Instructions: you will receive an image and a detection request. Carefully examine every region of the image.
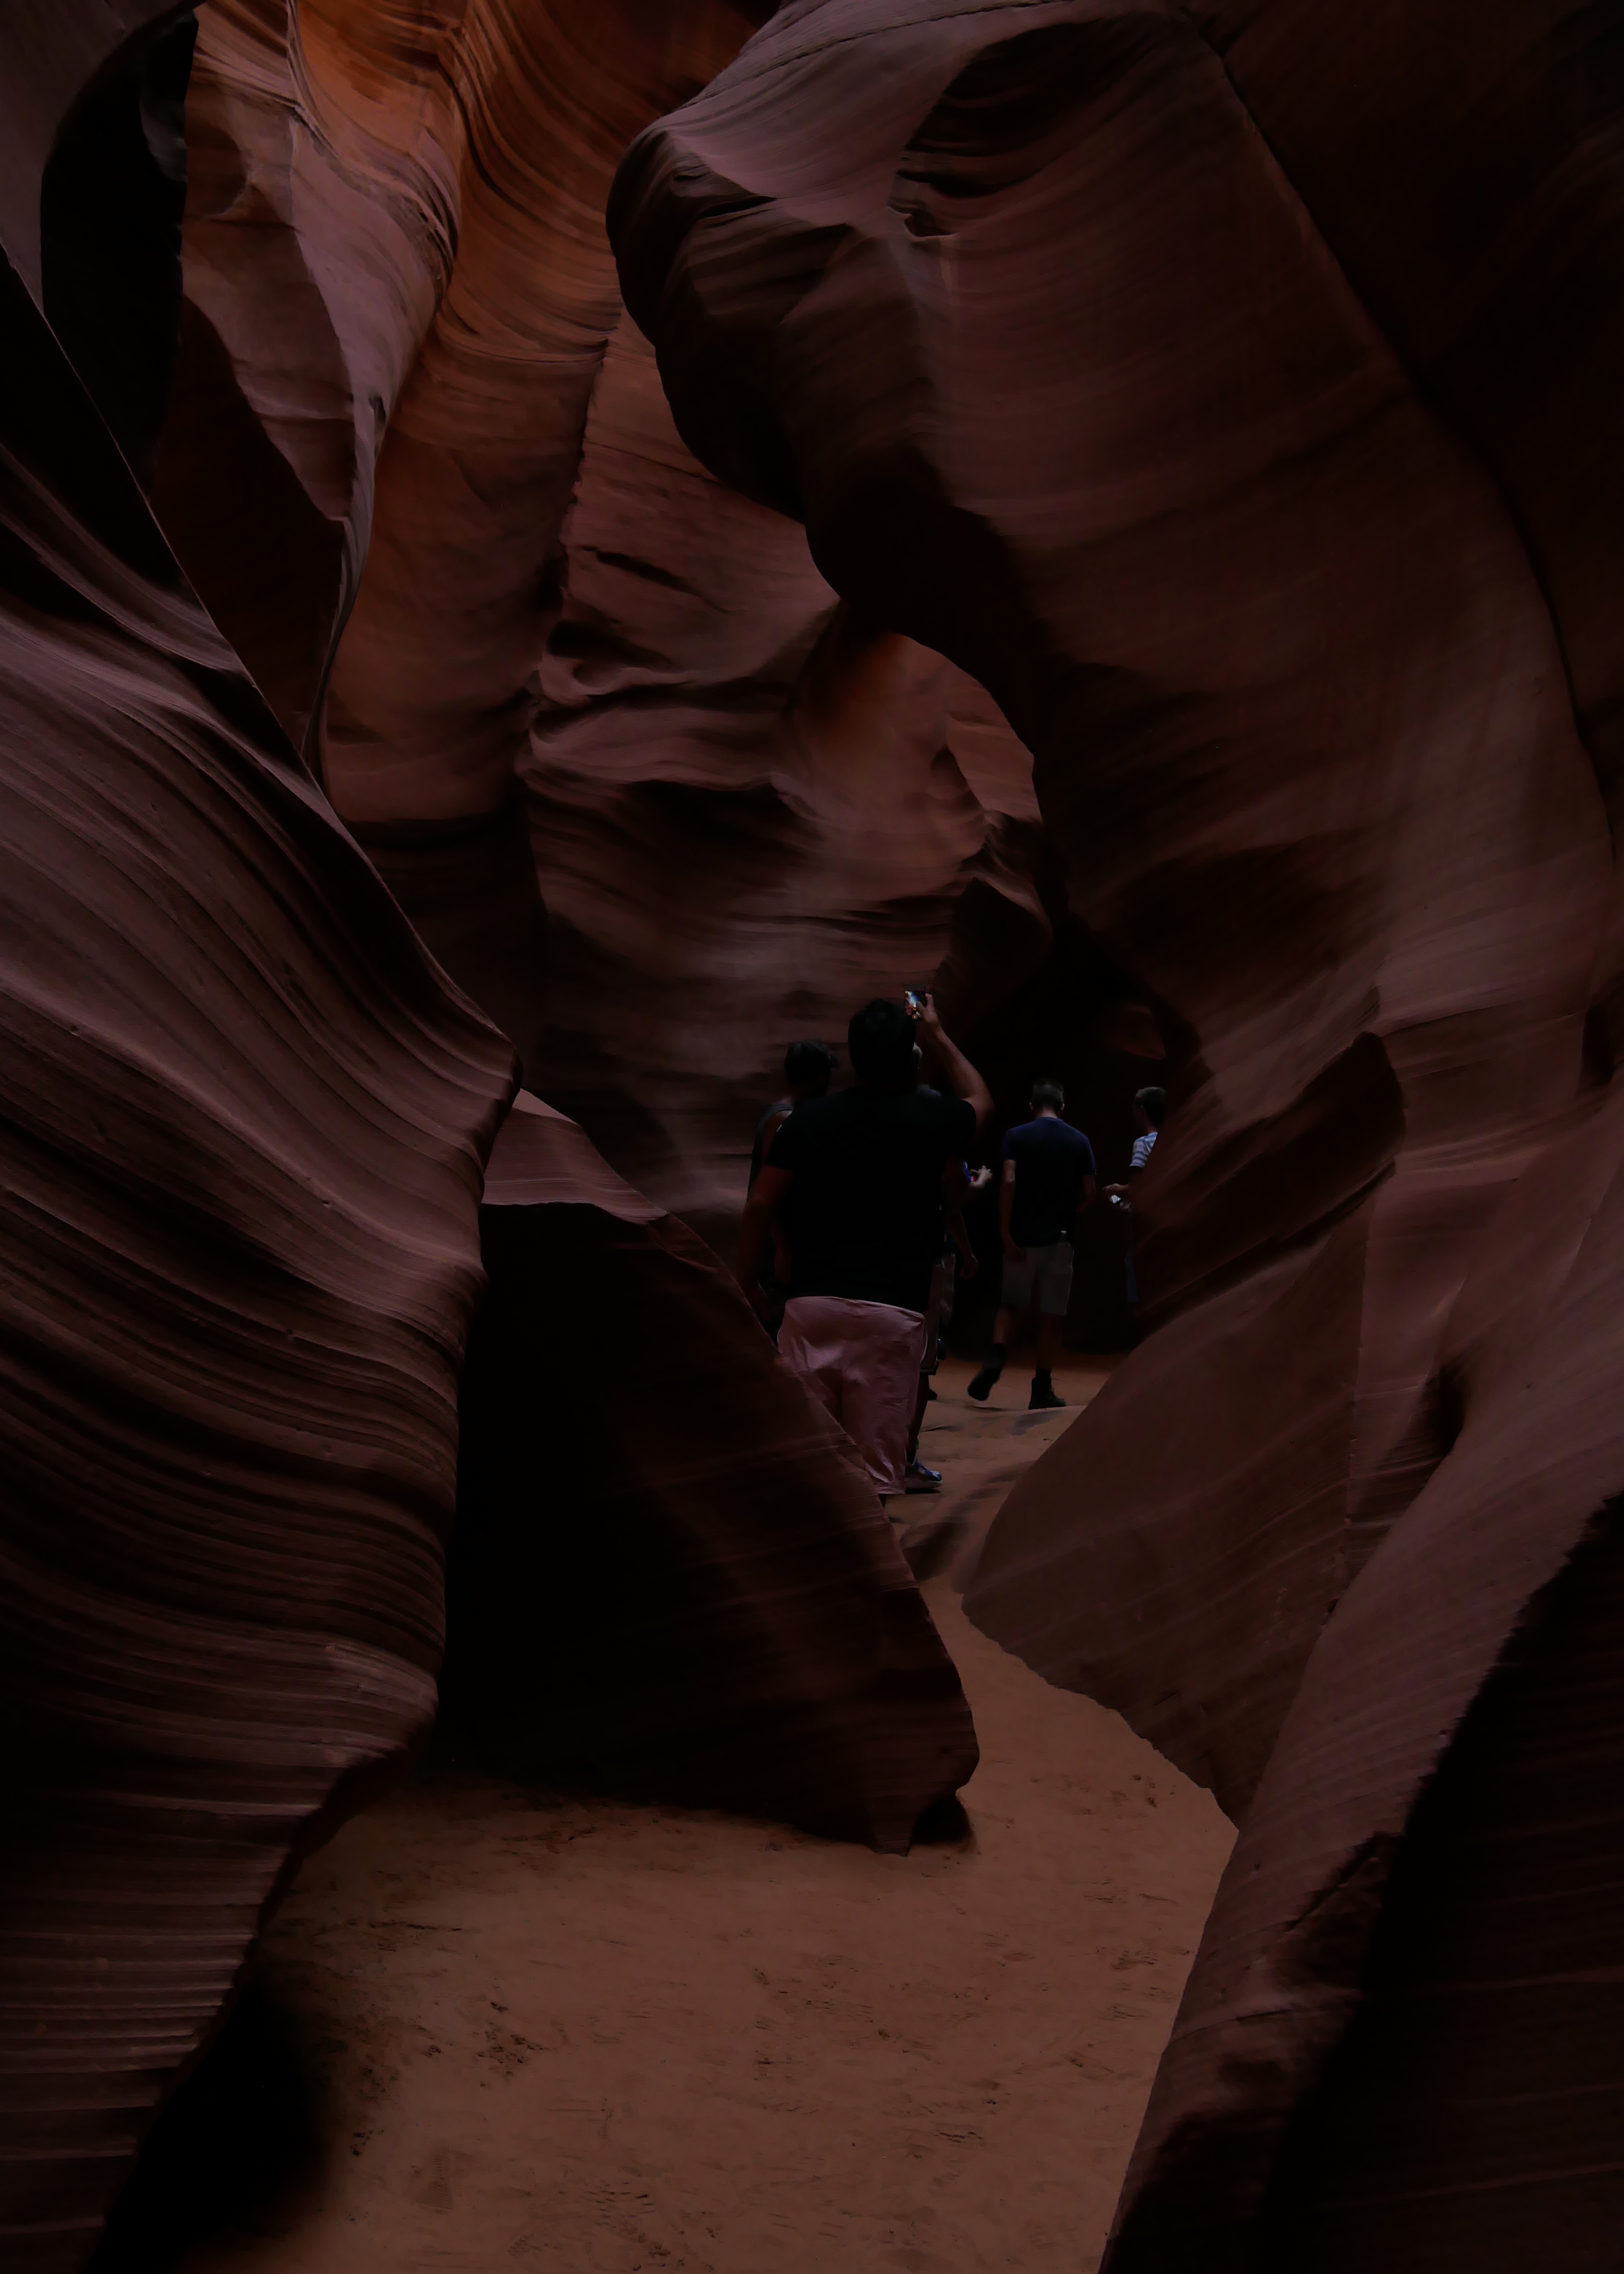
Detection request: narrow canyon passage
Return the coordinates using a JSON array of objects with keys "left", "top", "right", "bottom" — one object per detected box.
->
[
  {"left": 142, "top": 1365, "right": 1231, "bottom": 2274},
  {"left": 8, "top": 9, "right": 1624, "bottom": 2269}
]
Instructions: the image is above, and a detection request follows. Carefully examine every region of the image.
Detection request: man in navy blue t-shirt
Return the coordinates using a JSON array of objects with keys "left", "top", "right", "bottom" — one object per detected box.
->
[{"left": 968, "top": 1080, "right": 1095, "bottom": 1410}]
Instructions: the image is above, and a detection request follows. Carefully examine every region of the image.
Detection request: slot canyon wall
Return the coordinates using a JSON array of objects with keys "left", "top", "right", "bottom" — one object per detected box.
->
[
  {"left": 612, "top": 0, "right": 1624, "bottom": 2265},
  {"left": 6, "top": 0, "right": 1623, "bottom": 2269},
  {"left": 0, "top": 7, "right": 982, "bottom": 2266},
  {"left": 152, "top": 0, "right": 1128, "bottom": 1245},
  {"left": 0, "top": 222, "right": 516, "bottom": 2269}
]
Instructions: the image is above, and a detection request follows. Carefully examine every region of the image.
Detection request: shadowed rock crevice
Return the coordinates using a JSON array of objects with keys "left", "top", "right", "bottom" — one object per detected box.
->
[
  {"left": 443, "top": 1093, "right": 979, "bottom": 1854},
  {"left": 354, "top": 799, "right": 552, "bottom": 1085},
  {"left": 39, "top": 8, "right": 197, "bottom": 487},
  {"left": 87, "top": 1977, "right": 326, "bottom": 2274}
]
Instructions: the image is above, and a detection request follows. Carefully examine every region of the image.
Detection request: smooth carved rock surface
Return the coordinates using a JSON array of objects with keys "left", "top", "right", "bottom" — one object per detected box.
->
[
  {"left": 1108, "top": 1083, "right": 1624, "bottom": 2268},
  {"left": 523, "top": 310, "right": 1052, "bottom": 1228},
  {"left": 0, "top": 246, "right": 513, "bottom": 2270},
  {"left": 151, "top": 0, "right": 767, "bottom": 775},
  {"left": 450, "top": 1094, "right": 979, "bottom": 1851},
  {"left": 613, "top": 0, "right": 1624, "bottom": 2259},
  {"left": 162, "top": 0, "right": 1063, "bottom": 1226},
  {"left": 4, "top": 14, "right": 998, "bottom": 2261},
  {"left": 14, "top": 0, "right": 1622, "bottom": 2261},
  {"left": 612, "top": 0, "right": 1611, "bottom": 1802}
]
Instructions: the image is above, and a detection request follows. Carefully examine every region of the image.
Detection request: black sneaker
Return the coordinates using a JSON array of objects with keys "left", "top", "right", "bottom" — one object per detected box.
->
[
  {"left": 1028, "top": 1377, "right": 1066, "bottom": 1411},
  {"left": 966, "top": 1365, "right": 1002, "bottom": 1402},
  {"left": 905, "top": 1460, "right": 942, "bottom": 1493}
]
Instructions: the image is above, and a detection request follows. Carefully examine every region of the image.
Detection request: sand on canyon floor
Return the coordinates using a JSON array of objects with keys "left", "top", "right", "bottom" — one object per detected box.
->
[{"left": 168, "top": 1357, "right": 1233, "bottom": 2274}]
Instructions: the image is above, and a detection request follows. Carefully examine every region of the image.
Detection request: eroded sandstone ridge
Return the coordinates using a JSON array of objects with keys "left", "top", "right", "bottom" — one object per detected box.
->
[
  {"left": 2, "top": 9, "right": 982, "bottom": 2265},
  {"left": 12, "top": 0, "right": 1624, "bottom": 2261},
  {"left": 613, "top": 0, "right": 1624, "bottom": 2261},
  {"left": 158, "top": 0, "right": 1088, "bottom": 1234},
  {"left": 0, "top": 237, "right": 514, "bottom": 2268}
]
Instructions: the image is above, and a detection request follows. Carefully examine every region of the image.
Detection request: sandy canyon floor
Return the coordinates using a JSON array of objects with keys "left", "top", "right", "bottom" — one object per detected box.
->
[{"left": 155, "top": 1359, "right": 1233, "bottom": 2274}]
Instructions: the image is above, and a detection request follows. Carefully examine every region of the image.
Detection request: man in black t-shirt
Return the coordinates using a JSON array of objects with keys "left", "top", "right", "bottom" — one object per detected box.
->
[
  {"left": 734, "top": 995, "right": 991, "bottom": 1500},
  {"left": 967, "top": 1079, "right": 1096, "bottom": 1410}
]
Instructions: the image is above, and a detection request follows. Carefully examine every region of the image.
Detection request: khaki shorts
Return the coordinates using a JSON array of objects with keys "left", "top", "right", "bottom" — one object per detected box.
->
[
  {"left": 1001, "top": 1239, "right": 1074, "bottom": 1318},
  {"left": 779, "top": 1296, "right": 927, "bottom": 1497}
]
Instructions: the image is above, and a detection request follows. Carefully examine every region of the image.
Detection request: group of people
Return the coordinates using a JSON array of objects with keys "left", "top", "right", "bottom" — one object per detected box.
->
[{"left": 735, "top": 988, "right": 1166, "bottom": 1511}]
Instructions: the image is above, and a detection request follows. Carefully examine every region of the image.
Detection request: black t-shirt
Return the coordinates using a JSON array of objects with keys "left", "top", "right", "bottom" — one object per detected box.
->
[
  {"left": 1003, "top": 1115, "right": 1096, "bottom": 1246},
  {"left": 769, "top": 1085, "right": 977, "bottom": 1314}
]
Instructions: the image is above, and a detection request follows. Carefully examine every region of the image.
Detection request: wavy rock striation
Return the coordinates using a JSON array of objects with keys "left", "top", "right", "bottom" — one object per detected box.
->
[
  {"left": 524, "top": 310, "right": 1061, "bottom": 1229},
  {"left": 0, "top": 236, "right": 513, "bottom": 2270},
  {"left": 613, "top": 0, "right": 1624, "bottom": 2260},
  {"left": 449, "top": 1093, "right": 978, "bottom": 1850},
  {"left": 4, "top": 14, "right": 995, "bottom": 2263},
  {"left": 148, "top": 0, "right": 768, "bottom": 774},
  {"left": 1108, "top": 1086, "right": 1624, "bottom": 2267},
  {"left": 162, "top": 4, "right": 1101, "bottom": 1227}
]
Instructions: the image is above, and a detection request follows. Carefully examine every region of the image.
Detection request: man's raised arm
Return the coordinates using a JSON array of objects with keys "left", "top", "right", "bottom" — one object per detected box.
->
[{"left": 913, "top": 993, "right": 993, "bottom": 1136}]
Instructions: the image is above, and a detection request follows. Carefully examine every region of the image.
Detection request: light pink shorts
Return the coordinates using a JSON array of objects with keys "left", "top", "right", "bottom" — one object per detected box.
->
[{"left": 778, "top": 1295, "right": 926, "bottom": 1498}]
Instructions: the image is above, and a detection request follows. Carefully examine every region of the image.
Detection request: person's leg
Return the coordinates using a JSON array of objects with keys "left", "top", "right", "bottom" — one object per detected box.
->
[
  {"left": 967, "top": 1303, "right": 1015, "bottom": 1401},
  {"left": 1028, "top": 1242, "right": 1074, "bottom": 1409},
  {"left": 906, "top": 1368, "right": 934, "bottom": 1469},
  {"left": 969, "top": 1232, "right": 1025, "bottom": 1405}
]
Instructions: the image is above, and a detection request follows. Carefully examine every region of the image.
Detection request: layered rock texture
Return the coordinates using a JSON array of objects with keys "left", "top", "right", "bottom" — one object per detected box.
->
[
  {"left": 523, "top": 310, "right": 1072, "bottom": 1231},
  {"left": 149, "top": 0, "right": 769, "bottom": 773},
  {"left": 159, "top": 0, "right": 1125, "bottom": 1236},
  {"left": 14, "top": 0, "right": 1622, "bottom": 2264},
  {"left": 0, "top": 237, "right": 514, "bottom": 2269},
  {"left": 613, "top": 0, "right": 1624, "bottom": 2262},
  {"left": 3, "top": 7, "right": 983, "bottom": 2265}
]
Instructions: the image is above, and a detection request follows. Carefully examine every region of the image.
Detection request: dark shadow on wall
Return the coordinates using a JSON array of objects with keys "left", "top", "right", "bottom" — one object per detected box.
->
[
  {"left": 39, "top": 8, "right": 197, "bottom": 489},
  {"left": 87, "top": 1973, "right": 327, "bottom": 2273},
  {"left": 438, "top": 1272, "right": 607, "bottom": 1756},
  {"left": 354, "top": 798, "right": 552, "bottom": 1084}
]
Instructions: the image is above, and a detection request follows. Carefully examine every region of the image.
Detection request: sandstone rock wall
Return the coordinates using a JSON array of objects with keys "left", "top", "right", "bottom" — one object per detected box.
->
[
  {"left": 0, "top": 233, "right": 513, "bottom": 2270},
  {"left": 17, "top": 0, "right": 1618, "bottom": 2257},
  {"left": 522, "top": 310, "right": 1064, "bottom": 1231},
  {"left": 2, "top": 10, "right": 990, "bottom": 2262},
  {"left": 150, "top": 0, "right": 771, "bottom": 771},
  {"left": 611, "top": 0, "right": 1624, "bottom": 2258},
  {"left": 159, "top": 0, "right": 1108, "bottom": 1232}
]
